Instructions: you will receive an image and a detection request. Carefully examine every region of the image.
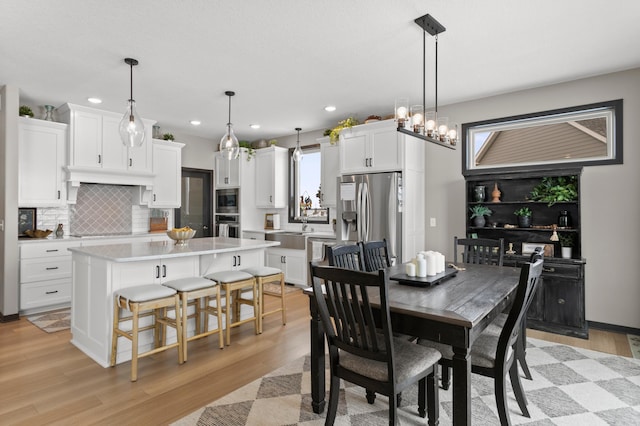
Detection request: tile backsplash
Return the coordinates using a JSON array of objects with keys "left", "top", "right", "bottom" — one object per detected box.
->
[{"left": 70, "top": 184, "right": 133, "bottom": 235}]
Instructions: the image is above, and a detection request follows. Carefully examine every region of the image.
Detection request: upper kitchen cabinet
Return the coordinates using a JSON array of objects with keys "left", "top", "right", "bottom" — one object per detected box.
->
[
  {"left": 319, "top": 137, "right": 339, "bottom": 207},
  {"left": 148, "top": 139, "right": 184, "bottom": 208},
  {"left": 58, "top": 103, "right": 155, "bottom": 187},
  {"left": 339, "top": 120, "right": 401, "bottom": 174},
  {"left": 18, "top": 117, "right": 67, "bottom": 207},
  {"left": 215, "top": 151, "right": 240, "bottom": 187},
  {"left": 255, "top": 146, "right": 288, "bottom": 208}
]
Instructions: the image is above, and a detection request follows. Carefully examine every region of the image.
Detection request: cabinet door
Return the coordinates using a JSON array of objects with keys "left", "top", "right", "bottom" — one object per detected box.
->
[
  {"left": 101, "top": 114, "right": 128, "bottom": 171},
  {"left": 543, "top": 276, "right": 584, "bottom": 329},
  {"left": 255, "top": 150, "right": 275, "bottom": 207},
  {"left": 369, "top": 127, "right": 400, "bottom": 171},
  {"left": 266, "top": 250, "right": 286, "bottom": 274},
  {"left": 18, "top": 119, "right": 66, "bottom": 207},
  {"left": 320, "top": 141, "right": 339, "bottom": 207},
  {"left": 160, "top": 257, "right": 199, "bottom": 282},
  {"left": 72, "top": 109, "right": 102, "bottom": 167},
  {"left": 151, "top": 141, "right": 182, "bottom": 208},
  {"left": 127, "top": 121, "right": 153, "bottom": 173},
  {"left": 340, "top": 132, "right": 368, "bottom": 174},
  {"left": 215, "top": 153, "right": 241, "bottom": 187},
  {"left": 283, "top": 251, "right": 307, "bottom": 285}
]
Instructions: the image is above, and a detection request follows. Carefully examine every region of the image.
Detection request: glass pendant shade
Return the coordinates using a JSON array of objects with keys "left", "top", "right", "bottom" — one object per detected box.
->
[
  {"left": 119, "top": 100, "right": 146, "bottom": 148},
  {"left": 220, "top": 123, "right": 240, "bottom": 160},
  {"left": 293, "top": 127, "right": 303, "bottom": 162}
]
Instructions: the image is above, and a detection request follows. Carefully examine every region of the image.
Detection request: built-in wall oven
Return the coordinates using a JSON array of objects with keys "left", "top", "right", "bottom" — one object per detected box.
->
[
  {"left": 215, "top": 214, "right": 240, "bottom": 238},
  {"left": 216, "top": 188, "right": 239, "bottom": 214}
]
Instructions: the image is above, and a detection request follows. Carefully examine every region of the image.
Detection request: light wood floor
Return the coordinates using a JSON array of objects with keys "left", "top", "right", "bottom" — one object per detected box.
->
[{"left": 0, "top": 289, "right": 633, "bottom": 425}]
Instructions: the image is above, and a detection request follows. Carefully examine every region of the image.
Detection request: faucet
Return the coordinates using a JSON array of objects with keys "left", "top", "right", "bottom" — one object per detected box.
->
[{"left": 301, "top": 216, "right": 308, "bottom": 232}]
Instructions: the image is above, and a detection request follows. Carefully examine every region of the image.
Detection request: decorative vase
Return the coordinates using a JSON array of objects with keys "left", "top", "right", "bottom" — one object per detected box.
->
[
  {"left": 561, "top": 246, "right": 572, "bottom": 259},
  {"left": 473, "top": 185, "right": 486, "bottom": 202},
  {"left": 473, "top": 216, "right": 486, "bottom": 227},
  {"left": 558, "top": 210, "right": 572, "bottom": 228},
  {"left": 491, "top": 182, "right": 501, "bottom": 202},
  {"left": 43, "top": 105, "right": 55, "bottom": 121},
  {"left": 55, "top": 223, "right": 64, "bottom": 238},
  {"left": 517, "top": 215, "right": 531, "bottom": 228}
]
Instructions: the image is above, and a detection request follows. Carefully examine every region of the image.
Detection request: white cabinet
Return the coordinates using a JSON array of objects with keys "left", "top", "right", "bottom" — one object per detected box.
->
[
  {"left": 255, "top": 146, "right": 288, "bottom": 208},
  {"left": 149, "top": 139, "right": 184, "bottom": 208},
  {"left": 266, "top": 247, "right": 306, "bottom": 286},
  {"left": 117, "top": 256, "right": 199, "bottom": 286},
  {"left": 339, "top": 120, "right": 401, "bottom": 174},
  {"left": 18, "top": 118, "right": 67, "bottom": 207},
  {"left": 243, "top": 231, "right": 265, "bottom": 240},
  {"left": 319, "top": 137, "right": 339, "bottom": 207},
  {"left": 19, "top": 241, "right": 80, "bottom": 313},
  {"left": 215, "top": 152, "right": 241, "bottom": 187},
  {"left": 200, "top": 249, "right": 264, "bottom": 276}
]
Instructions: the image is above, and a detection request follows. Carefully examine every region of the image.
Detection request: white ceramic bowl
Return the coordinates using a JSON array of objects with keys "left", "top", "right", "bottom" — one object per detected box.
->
[{"left": 166, "top": 228, "right": 196, "bottom": 245}]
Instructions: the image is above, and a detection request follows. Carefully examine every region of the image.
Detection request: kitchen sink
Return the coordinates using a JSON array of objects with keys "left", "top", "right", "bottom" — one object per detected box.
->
[{"left": 265, "top": 232, "right": 307, "bottom": 250}]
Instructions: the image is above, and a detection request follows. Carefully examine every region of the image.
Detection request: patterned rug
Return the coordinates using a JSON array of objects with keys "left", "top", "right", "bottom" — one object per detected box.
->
[
  {"left": 173, "top": 338, "right": 640, "bottom": 425},
  {"left": 629, "top": 335, "right": 640, "bottom": 359},
  {"left": 26, "top": 308, "right": 70, "bottom": 333}
]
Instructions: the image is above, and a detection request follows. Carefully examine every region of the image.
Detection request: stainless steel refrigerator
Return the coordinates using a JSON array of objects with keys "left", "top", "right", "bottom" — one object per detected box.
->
[{"left": 336, "top": 172, "right": 402, "bottom": 265}]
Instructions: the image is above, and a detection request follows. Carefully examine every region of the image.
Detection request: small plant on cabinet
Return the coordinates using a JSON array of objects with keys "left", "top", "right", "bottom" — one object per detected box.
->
[
  {"left": 514, "top": 206, "right": 532, "bottom": 228},
  {"left": 19, "top": 105, "right": 34, "bottom": 117},
  {"left": 162, "top": 133, "right": 175, "bottom": 141},
  {"left": 469, "top": 205, "right": 492, "bottom": 228}
]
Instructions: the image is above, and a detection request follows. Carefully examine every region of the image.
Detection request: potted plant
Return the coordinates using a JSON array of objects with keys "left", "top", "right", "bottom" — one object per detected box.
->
[
  {"left": 238, "top": 141, "right": 255, "bottom": 160},
  {"left": 19, "top": 105, "right": 34, "bottom": 118},
  {"left": 469, "top": 205, "right": 492, "bottom": 227},
  {"left": 529, "top": 176, "right": 578, "bottom": 206},
  {"left": 558, "top": 233, "right": 574, "bottom": 259},
  {"left": 514, "top": 207, "right": 532, "bottom": 228},
  {"left": 162, "top": 133, "right": 175, "bottom": 141},
  {"left": 326, "top": 116, "right": 359, "bottom": 144}
]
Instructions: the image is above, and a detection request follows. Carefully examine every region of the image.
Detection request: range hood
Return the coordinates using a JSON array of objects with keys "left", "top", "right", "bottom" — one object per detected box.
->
[{"left": 65, "top": 166, "right": 154, "bottom": 203}]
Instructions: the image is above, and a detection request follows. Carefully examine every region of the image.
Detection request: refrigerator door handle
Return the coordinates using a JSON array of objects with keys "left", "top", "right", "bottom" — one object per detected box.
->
[
  {"left": 387, "top": 174, "right": 398, "bottom": 263},
  {"left": 356, "top": 182, "right": 363, "bottom": 242},
  {"left": 362, "top": 181, "right": 371, "bottom": 242}
]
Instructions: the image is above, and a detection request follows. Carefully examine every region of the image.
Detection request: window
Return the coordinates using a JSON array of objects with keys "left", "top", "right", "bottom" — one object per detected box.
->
[{"left": 288, "top": 144, "right": 329, "bottom": 224}]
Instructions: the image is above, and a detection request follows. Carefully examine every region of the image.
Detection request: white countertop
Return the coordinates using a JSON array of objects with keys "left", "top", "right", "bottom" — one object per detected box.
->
[
  {"left": 67, "top": 236, "right": 280, "bottom": 262},
  {"left": 18, "top": 232, "right": 166, "bottom": 244}
]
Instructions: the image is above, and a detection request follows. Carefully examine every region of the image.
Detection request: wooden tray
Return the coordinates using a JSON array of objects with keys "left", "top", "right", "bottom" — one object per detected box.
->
[{"left": 390, "top": 266, "right": 458, "bottom": 287}]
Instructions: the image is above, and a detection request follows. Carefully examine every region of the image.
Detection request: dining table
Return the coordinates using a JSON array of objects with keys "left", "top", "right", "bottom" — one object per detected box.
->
[{"left": 305, "top": 262, "right": 521, "bottom": 426}]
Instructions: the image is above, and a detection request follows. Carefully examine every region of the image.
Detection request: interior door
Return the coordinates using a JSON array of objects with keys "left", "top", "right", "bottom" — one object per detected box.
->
[{"left": 174, "top": 168, "right": 213, "bottom": 237}]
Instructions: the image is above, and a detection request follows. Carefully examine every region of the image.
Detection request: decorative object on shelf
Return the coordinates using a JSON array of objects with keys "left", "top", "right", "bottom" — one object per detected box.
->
[
  {"left": 550, "top": 224, "right": 559, "bottom": 241},
  {"left": 491, "top": 182, "right": 501, "bottom": 202},
  {"left": 269, "top": 139, "right": 278, "bottom": 146},
  {"left": 469, "top": 205, "right": 492, "bottom": 228},
  {"left": 238, "top": 141, "right": 255, "bottom": 160},
  {"left": 473, "top": 185, "right": 486, "bottom": 202},
  {"left": 25, "top": 229, "right": 53, "bottom": 238},
  {"left": 558, "top": 210, "right": 572, "bottom": 228},
  {"left": 364, "top": 115, "right": 381, "bottom": 124},
  {"left": 558, "top": 233, "right": 574, "bottom": 259},
  {"left": 514, "top": 206, "right": 532, "bottom": 228},
  {"left": 162, "top": 133, "right": 174, "bottom": 141},
  {"left": 505, "top": 242, "right": 516, "bottom": 255},
  {"left": 395, "top": 13, "right": 457, "bottom": 149},
  {"left": 152, "top": 125, "right": 161, "bottom": 139},
  {"left": 19, "top": 105, "right": 34, "bottom": 118},
  {"left": 55, "top": 223, "right": 64, "bottom": 238},
  {"left": 529, "top": 175, "right": 578, "bottom": 206},
  {"left": 42, "top": 105, "right": 55, "bottom": 121},
  {"left": 326, "top": 116, "right": 359, "bottom": 144},
  {"left": 119, "top": 58, "right": 146, "bottom": 148},
  {"left": 292, "top": 127, "right": 303, "bottom": 162},
  {"left": 166, "top": 226, "right": 196, "bottom": 245},
  {"left": 18, "top": 207, "right": 36, "bottom": 237},
  {"left": 220, "top": 90, "right": 240, "bottom": 160}
]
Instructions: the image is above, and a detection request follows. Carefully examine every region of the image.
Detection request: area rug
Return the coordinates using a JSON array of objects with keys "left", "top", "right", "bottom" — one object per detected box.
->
[
  {"left": 173, "top": 338, "right": 640, "bottom": 425},
  {"left": 26, "top": 308, "right": 70, "bottom": 333},
  {"left": 629, "top": 334, "right": 640, "bottom": 359}
]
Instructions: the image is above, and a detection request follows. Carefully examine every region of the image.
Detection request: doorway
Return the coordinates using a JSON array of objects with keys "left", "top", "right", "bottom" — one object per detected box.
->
[{"left": 174, "top": 168, "right": 213, "bottom": 237}]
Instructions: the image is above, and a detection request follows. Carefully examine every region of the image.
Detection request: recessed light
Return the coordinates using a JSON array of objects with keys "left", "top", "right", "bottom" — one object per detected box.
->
[
  {"left": 250, "top": 124, "right": 261, "bottom": 129},
  {"left": 87, "top": 97, "right": 102, "bottom": 104},
  {"left": 190, "top": 120, "right": 201, "bottom": 126},
  {"left": 324, "top": 105, "right": 336, "bottom": 112}
]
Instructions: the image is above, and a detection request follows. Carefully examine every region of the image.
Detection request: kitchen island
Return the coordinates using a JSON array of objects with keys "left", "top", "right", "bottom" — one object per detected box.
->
[{"left": 68, "top": 237, "right": 279, "bottom": 367}]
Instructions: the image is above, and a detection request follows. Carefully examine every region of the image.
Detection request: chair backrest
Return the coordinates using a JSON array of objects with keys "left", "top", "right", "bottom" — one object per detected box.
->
[
  {"left": 454, "top": 236, "right": 505, "bottom": 266},
  {"left": 326, "top": 243, "right": 365, "bottom": 271},
  {"left": 359, "top": 239, "right": 391, "bottom": 272},
  {"left": 496, "top": 258, "right": 543, "bottom": 369},
  {"left": 309, "top": 264, "right": 394, "bottom": 370}
]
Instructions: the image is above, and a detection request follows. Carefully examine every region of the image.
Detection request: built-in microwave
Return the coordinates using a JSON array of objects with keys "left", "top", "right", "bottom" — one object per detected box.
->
[{"left": 216, "top": 188, "right": 239, "bottom": 213}]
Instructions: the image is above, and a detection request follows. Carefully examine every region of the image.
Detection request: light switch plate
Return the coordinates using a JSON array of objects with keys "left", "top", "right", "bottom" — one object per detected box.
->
[{"left": 430, "top": 217, "right": 436, "bottom": 227}]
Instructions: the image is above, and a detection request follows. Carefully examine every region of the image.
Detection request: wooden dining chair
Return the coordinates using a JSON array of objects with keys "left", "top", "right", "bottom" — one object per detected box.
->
[
  {"left": 310, "top": 264, "right": 441, "bottom": 426},
  {"left": 325, "top": 243, "right": 364, "bottom": 271},
  {"left": 418, "top": 257, "right": 543, "bottom": 425},
  {"left": 359, "top": 239, "right": 391, "bottom": 272},
  {"left": 454, "top": 236, "right": 505, "bottom": 266}
]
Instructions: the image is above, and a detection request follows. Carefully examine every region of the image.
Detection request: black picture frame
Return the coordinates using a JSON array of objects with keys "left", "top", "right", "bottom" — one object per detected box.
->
[{"left": 18, "top": 208, "right": 36, "bottom": 237}]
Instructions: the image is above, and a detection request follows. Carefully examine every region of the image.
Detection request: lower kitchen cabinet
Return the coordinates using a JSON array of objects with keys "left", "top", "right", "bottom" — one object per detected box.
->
[
  {"left": 266, "top": 247, "right": 306, "bottom": 286},
  {"left": 200, "top": 249, "right": 264, "bottom": 275},
  {"left": 116, "top": 256, "right": 199, "bottom": 285}
]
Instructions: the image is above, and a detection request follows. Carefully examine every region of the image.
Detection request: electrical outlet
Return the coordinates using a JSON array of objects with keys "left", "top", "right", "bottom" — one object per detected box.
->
[{"left": 430, "top": 217, "right": 436, "bottom": 227}]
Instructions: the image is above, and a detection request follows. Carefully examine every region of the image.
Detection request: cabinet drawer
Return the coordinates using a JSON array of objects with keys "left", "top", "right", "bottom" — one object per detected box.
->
[
  {"left": 20, "top": 256, "right": 72, "bottom": 283},
  {"left": 541, "top": 263, "right": 581, "bottom": 279},
  {"left": 20, "top": 242, "right": 78, "bottom": 259},
  {"left": 20, "top": 278, "right": 71, "bottom": 310}
]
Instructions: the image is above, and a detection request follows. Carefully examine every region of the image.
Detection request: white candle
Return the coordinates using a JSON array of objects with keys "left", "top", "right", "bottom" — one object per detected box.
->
[
  {"left": 416, "top": 254, "right": 427, "bottom": 277},
  {"left": 426, "top": 252, "right": 437, "bottom": 276},
  {"left": 436, "top": 252, "right": 445, "bottom": 273},
  {"left": 405, "top": 262, "right": 416, "bottom": 277}
]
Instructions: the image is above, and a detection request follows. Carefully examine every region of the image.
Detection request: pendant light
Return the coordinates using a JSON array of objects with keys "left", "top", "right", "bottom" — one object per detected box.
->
[
  {"left": 220, "top": 91, "right": 240, "bottom": 160},
  {"left": 119, "top": 58, "right": 146, "bottom": 148},
  {"left": 293, "top": 127, "right": 303, "bottom": 162}
]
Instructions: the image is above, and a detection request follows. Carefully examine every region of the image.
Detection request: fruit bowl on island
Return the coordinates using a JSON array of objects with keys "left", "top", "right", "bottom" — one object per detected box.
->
[{"left": 167, "top": 227, "right": 196, "bottom": 245}]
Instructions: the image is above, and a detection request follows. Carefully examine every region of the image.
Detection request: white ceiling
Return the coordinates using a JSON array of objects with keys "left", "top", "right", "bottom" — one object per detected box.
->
[{"left": 2, "top": 0, "right": 639, "bottom": 142}]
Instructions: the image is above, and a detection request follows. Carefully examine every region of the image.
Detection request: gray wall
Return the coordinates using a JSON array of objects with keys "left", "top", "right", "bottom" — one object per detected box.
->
[{"left": 427, "top": 68, "right": 640, "bottom": 329}]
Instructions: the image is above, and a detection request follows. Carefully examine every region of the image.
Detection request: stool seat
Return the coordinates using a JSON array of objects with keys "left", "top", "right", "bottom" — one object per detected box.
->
[
  {"left": 241, "top": 266, "right": 282, "bottom": 277},
  {"left": 205, "top": 270, "right": 253, "bottom": 283},
  {"left": 163, "top": 277, "right": 217, "bottom": 292},
  {"left": 117, "top": 284, "right": 177, "bottom": 302}
]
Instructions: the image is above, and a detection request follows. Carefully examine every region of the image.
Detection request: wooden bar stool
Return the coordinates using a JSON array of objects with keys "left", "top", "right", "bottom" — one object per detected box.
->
[
  {"left": 204, "top": 270, "right": 258, "bottom": 345},
  {"left": 162, "top": 277, "right": 224, "bottom": 362},
  {"left": 241, "top": 266, "right": 286, "bottom": 334},
  {"left": 110, "top": 284, "right": 184, "bottom": 382}
]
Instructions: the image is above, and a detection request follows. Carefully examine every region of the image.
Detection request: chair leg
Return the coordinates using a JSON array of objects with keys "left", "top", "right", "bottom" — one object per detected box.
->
[
  {"left": 495, "top": 371, "right": 512, "bottom": 426},
  {"left": 518, "top": 327, "right": 533, "bottom": 380},
  {"left": 181, "top": 293, "right": 189, "bottom": 362},
  {"left": 366, "top": 389, "right": 376, "bottom": 404},
  {"left": 252, "top": 281, "right": 259, "bottom": 335},
  {"left": 258, "top": 278, "right": 264, "bottom": 334},
  {"left": 110, "top": 296, "right": 119, "bottom": 367},
  {"left": 418, "top": 378, "right": 426, "bottom": 418},
  {"left": 388, "top": 387, "right": 398, "bottom": 426},
  {"left": 326, "top": 373, "right": 340, "bottom": 426},
  {"left": 510, "top": 363, "right": 530, "bottom": 417},
  {"left": 279, "top": 274, "right": 287, "bottom": 326},
  {"left": 427, "top": 369, "right": 439, "bottom": 426},
  {"left": 441, "top": 365, "right": 451, "bottom": 390},
  {"left": 216, "top": 290, "right": 224, "bottom": 349},
  {"left": 225, "top": 284, "right": 232, "bottom": 346},
  {"left": 130, "top": 304, "right": 139, "bottom": 382}
]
